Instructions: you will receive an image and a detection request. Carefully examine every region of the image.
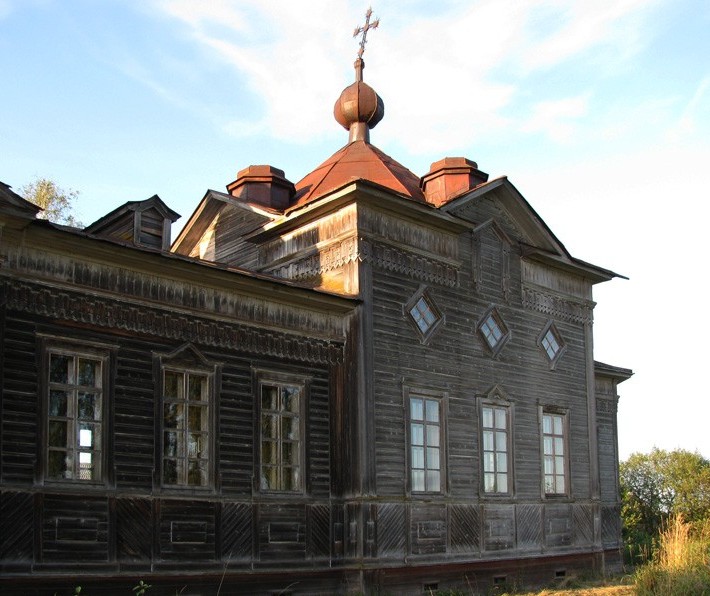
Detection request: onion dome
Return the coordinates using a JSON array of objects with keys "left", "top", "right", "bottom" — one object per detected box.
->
[{"left": 333, "top": 58, "right": 384, "bottom": 144}]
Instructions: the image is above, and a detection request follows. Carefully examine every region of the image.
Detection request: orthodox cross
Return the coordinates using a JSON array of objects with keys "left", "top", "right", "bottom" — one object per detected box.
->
[{"left": 353, "top": 7, "right": 380, "bottom": 59}]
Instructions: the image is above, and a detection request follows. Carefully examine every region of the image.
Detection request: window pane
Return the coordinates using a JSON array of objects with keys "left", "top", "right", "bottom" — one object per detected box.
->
[
  {"left": 48, "top": 451, "right": 68, "bottom": 478},
  {"left": 48, "top": 420, "right": 68, "bottom": 447},
  {"left": 497, "top": 473, "right": 508, "bottom": 493},
  {"left": 427, "top": 447, "right": 440, "bottom": 470},
  {"left": 554, "top": 437, "right": 564, "bottom": 456},
  {"left": 483, "top": 430, "right": 494, "bottom": 451},
  {"left": 484, "top": 473, "right": 495, "bottom": 492},
  {"left": 262, "top": 440, "right": 277, "bottom": 465},
  {"left": 77, "top": 358, "right": 99, "bottom": 387},
  {"left": 281, "top": 416, "right": 298, "bottom": 441},
  {"left": 497, "top": 452, "right": 507, "bottom": 472},
  {"left": 164, "top": 371, "right": 181, "bottom": 399},
  {"left": 426, "top": 470, "right": 440, "bottom": 492},
  {"left": 78, "top": 393, "right": 98, "bottom": 420},
  {"left": 282, "top": 441, "right": 297, "bottom": 465},
  {"left": 495, "top": 408, "right": 506, "bottom": 430},
  {"left": 262, "top": 413, "right": 277, "bottom": 439},
  {"left": 543, "top": 415, "right": 552, "bottom": 434},
  {"left": 411, "top": 446, "right": 424, "bottom": 469},
  {"left": 425, "top": 399, "right": 439, "bottom": 422},
  {"left": 553, "top": 415, "right": 563, "bottom": 435},
  {"left": 543, "top": 437, "right": 553, "bottom": 456},
  {"left": 164, "top": 403, "right": 183, "bottom": 429},
  {"left": 544, "top": 455, "right": 554, "bottom": 475},
  {"left": 49, "top": 391, "right": 68, "bottom": 417},
  {"left": 188, "top": 433, "right": 204, "bottom": 458},
  {"left": 411, "top": 423, "right": 424, "bottom": 446},
  {"left": 49, "top": 354, "right": 70, "bottom": 384},
  {"left": 78, "top": 425, "right": 94, "bottom": 448},
  {"left": 261, "top": 386, "right": 278, "bottom": 411},
  {"left": 495, "top": 431, "right": 507, "bottom": 451},
  {"left": 555, "top": 475, "right": 566, "bottom": 494},
  {"left": 283, "top": 387, "right": 300, "bottom": 413},
  {"left": 482, "top": 407, "right": 493, "bottom": 428},
  {"left": 556, "top": 456, "right": 565, "bottom": 474},
  {"left": 411, "top": 470, "right": 425, "bottom": 492},
  {"left": 78, "top": 452, "right": 94, "bottom": 480},
  {"left": 261, "top": 466, "right": 277, "bottom": 490},
  {"left": 410, "top": 398, "right": 423, "bottom": 421},
  {"left": 163, "top": 459, "right": 178, "bottom": 484},
  {"left": 164, "top": 431, "right": 179, "bottom": 457},
  {"left": 188, "top": 460, "right": 207, "bottom": 486},
  {"left": 291, "top": 467, "right": 300, "bottom": 491},
  {"left": 484, "top": 452, "right": 495, "bottom": 473},
  {"left": 427, "top": 425, "right": 440, "bottom": 447},
  {"left": 188, "top": 375, "right": 207, "bottom": 401},
  {"left": 545, "top": 475, "right": 554, "bottom": 493},
  {"left": 188, "top": 405, "right": 205, "bottom": 431}
]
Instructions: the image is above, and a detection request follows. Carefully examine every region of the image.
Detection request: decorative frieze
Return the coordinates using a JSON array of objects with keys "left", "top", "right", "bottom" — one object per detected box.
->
[
  {"left": 521, "top": 284, "right": 593, "bottom": 324},
  {"left": 3, "top": 280, "right": 344, "bottom": 364},
  {"left": 264, "top": 236, "right": 359, "bottom": 281},
  {"left": 363, "top": 240, "right": 459, "bottom": 287}
]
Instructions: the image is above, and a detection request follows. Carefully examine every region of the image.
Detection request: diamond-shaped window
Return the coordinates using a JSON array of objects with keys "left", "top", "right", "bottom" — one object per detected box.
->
[
  {"left": 405, "top": 288, "right": 444, "bottom": 343},
  {"left": 477, "top": 307, "right": 510, "bottom": 355},
  {"left": 538, "top": 321, "right": 566, "bottom": 368}
]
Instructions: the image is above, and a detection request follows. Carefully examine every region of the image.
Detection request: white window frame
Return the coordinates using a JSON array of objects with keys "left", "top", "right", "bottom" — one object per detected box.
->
[
  {"left": 406, "top": 388, "right": 446, "bottom": 495},
  {"left": 540, "top": 408, "right": 570, "bottom": 497},
  {"left": 480, "top": 391, "right": 513, "bottom": 496}
]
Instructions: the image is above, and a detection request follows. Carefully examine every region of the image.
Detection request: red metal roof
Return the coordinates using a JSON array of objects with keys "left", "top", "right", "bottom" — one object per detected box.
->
[{"left": 292, "top": 140, "right": 425, "bottom": 207}]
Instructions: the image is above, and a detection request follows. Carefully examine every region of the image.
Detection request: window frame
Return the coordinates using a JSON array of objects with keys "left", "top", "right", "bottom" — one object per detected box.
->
[
  {"left": 156, "top": 344, "right": 218, "bottom": 492},
  {"left": 476, "top": 305, "right": 510, "bottom": 356},
  {"left": 255, "top": 370, "right": 309, "bottom": 496},
  {"left": 403, "top": 285, "right": 445, "bottom": 345},
  {"left": 39, "top": 336, "right": 114, "bottom": 486},
  {"left": 479, "top": 387, "right": 514, "bottom": 497},
  {"left": 537, "top": 320, "right": 567, "bottom": 370},
  {"left": 405, "top": 387, "right": 447, "bottom": 496},
  {"left": 539, "top": 407, "right": 570, "bottom": 498}
]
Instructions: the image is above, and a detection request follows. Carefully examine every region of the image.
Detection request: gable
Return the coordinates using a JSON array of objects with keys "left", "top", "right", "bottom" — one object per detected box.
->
[{"left": 172, "top": 190, "right": 276, "bottom": 265}]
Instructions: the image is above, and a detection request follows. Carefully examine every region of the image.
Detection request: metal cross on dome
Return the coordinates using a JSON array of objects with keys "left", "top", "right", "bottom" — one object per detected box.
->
[{"left": 353, "top": 7, "right": 380, "bottom": 59}]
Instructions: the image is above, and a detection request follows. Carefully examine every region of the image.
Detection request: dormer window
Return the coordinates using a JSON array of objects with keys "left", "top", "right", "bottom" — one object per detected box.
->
[
  {"left": 538, "top": 321, "right": 566, "bottom": 369},
  {"left": 477, "top": 306, "right": 510, "bottom": 356},
  {"left": 405, "top": 287, "right": 444, "bottom": 343}
]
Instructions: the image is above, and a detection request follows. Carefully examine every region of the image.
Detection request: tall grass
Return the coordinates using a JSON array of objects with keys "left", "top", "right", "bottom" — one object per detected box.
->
[{"left": 634, "top": 514, "right": 710, "bottom": 595}]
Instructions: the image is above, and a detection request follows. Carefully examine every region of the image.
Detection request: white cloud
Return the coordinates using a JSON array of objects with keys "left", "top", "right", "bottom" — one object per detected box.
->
[{"left": 521, "top": 95, "right": 588, "bottom": 143}]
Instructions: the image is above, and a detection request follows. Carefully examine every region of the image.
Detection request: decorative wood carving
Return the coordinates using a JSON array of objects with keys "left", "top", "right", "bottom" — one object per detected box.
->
[
  {"left": 4, "top": 281, "right": 344, "bottom": 364},
  {"left": 521, "top": 284, "right": 593, "bottom": 324}
]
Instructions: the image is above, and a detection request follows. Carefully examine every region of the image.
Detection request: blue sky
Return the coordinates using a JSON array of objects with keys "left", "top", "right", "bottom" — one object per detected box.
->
[{"left": 2, "top": 0, "right": 709, "bottom": 460}]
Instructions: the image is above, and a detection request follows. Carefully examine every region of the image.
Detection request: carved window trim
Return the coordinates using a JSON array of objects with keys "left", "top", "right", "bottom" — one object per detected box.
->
[
  {"left": 254, "top": 369, "right": 310, "bottom": 495},
  {"left": 404, "top": 286, "right": 445, "bottom": 345},
  {"left": 479, "top": 386, "right": 514, "bottom": 497},
  {"left": 537, "top": 320, "right": 567, "bottom": 369},
  {"left": 156, "top": 344, "right": 219, "bottom": 492},
  {"left": 405, "top": 386, "right": 447, "bottom": 496},
  {"left": 477, "top": 305, "right": 510, "bottom": 357},
  {"left": 39, "top": 335, "right": 115, "bottom": 486},
  {"left": 539, "top": 407, "right": 570, "bottom": 498}
]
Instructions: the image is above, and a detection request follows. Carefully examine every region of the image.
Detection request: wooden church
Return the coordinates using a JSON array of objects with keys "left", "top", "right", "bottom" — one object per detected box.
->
[{"left": 0, "top": 22, "right": 631, "bottom": 596}]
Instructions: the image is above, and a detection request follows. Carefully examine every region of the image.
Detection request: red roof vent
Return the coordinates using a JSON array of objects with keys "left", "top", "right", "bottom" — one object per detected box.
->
[
  {"left": 421, "top": 157, "right": 489, "bottom": 207},
  {"left": 226, "top": 165, "right": 295, "bottom": 211}
]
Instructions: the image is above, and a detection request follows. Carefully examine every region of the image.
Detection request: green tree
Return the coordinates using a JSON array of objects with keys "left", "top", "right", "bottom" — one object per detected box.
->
[
  {"left": 621, "top": 448, "right": 710, "bottom": 561},
  {"left": 20, "top": 177, "right": 82, "bottom": 226}
]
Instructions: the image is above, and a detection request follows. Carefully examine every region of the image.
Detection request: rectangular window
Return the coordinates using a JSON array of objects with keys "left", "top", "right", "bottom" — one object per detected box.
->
[
  {"left": 482, "top": 405, "right": 509, "bottom": 493},
  {"left": 542, "top": 412, "right": 567, "bottom": 495},
  {"left": 410, "top": 396, "right": 442, "bottom": 493},
  {"left": 162, "top": 369, "right": 210, "bottom": 487},
  {"left": 47, "top": 351, "right": 104, "bottom": 481},
  {"left": 260, "top": 383, "right": 302, "bottom": 492}
]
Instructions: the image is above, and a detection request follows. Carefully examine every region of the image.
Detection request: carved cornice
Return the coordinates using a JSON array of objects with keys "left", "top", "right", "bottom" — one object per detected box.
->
[
  {"left": 264, "top": 236, "right": 359, "bottom": 281},
  {"left": 363, "top": 240, "right": 459, "bottom": 287},
  {"left": 4, "top": 280, "right": 344, "bottom": 364},
  {"left": 521, "top": 284, "right": 593, "bottom": 324}
]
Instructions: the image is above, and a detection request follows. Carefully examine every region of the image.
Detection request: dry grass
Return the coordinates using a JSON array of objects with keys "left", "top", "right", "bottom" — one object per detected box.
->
[{"left": 506, "top": 576, "right": 635, "bottom": 596}]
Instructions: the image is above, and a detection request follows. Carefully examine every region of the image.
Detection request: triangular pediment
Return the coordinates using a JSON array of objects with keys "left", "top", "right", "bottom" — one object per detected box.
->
[
  {"left": 172, "top": 189, "right": 277, "bottom": 259},
  {"left": 442, "top": 177, "right": 621, "bottom": 283}
]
